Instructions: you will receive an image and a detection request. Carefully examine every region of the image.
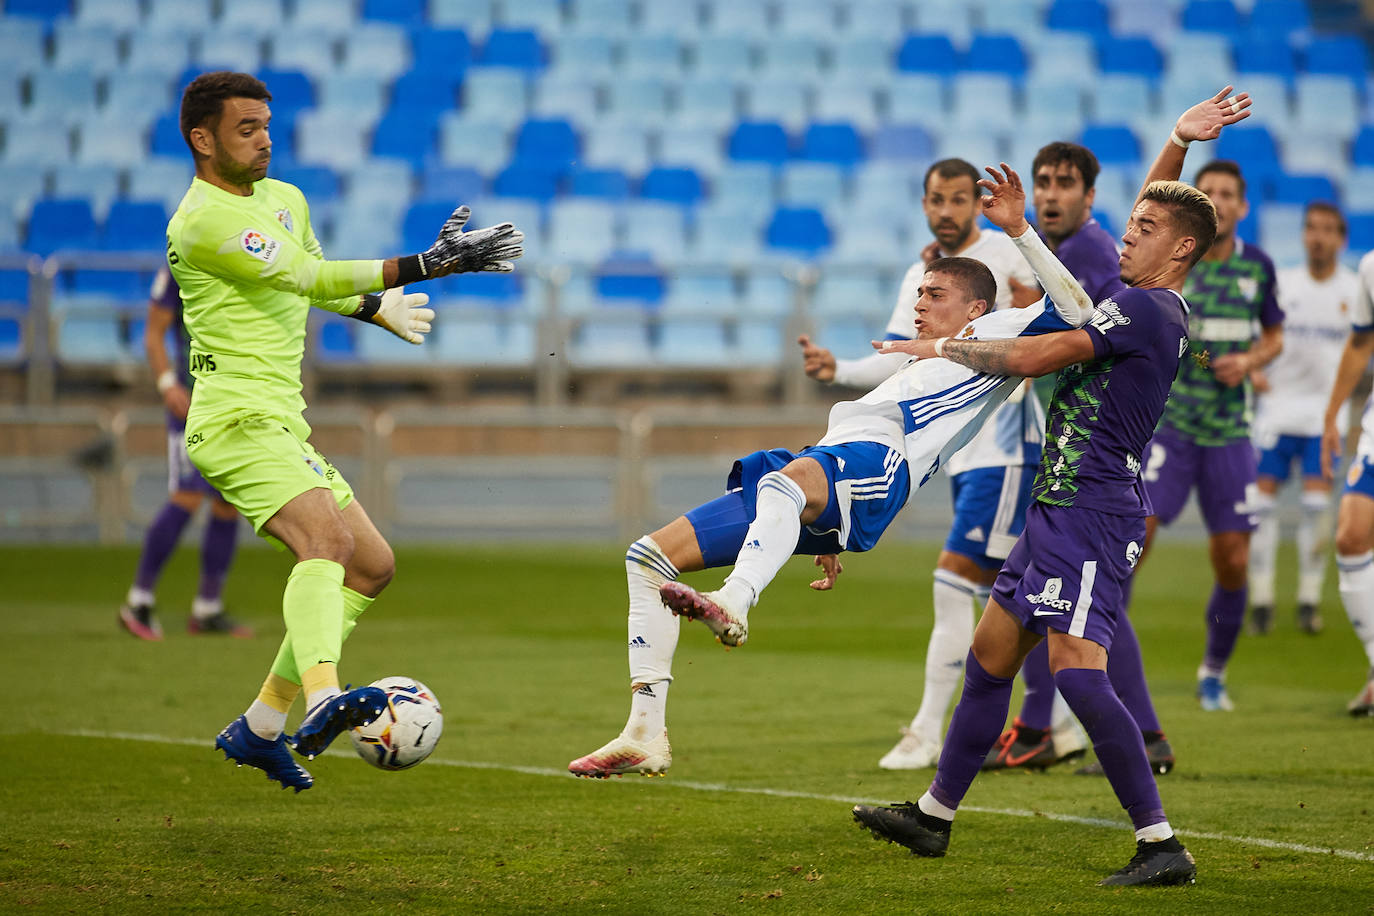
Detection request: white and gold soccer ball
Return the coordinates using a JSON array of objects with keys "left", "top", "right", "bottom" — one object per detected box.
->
[{"left": 349, "top": 676, "right": 443, "bottom": 770}]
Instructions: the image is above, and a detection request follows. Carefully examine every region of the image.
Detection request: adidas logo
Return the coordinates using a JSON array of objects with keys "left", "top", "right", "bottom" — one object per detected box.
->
[
  {"left": 634, "top": 683, "right": 656, "bottom": 697},
  {"left": 629, "top": 635, "right": 650, "bottom": 648},
  {"left": 836, "top": 457, "right": 846, "bottom": 471},
  {"left": 964, "top": 526, "right": 985, "bottom": 542},
  {"left": 743, "top": 538, "right": 762, "bottom": 550}
]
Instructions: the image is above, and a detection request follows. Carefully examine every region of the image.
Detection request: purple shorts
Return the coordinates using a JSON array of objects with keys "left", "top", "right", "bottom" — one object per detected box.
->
[
  {"left": 1141, "top": 425, "right": 1257, "bottom": 533},
  {"left": 992, "top": 501, "right": 1145, "bottom": 652},
  {"left": 166, "top": 427, "right": 217, "bottom": 496}
]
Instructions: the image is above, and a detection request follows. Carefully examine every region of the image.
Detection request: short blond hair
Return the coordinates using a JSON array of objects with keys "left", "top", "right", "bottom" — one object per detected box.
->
[{"left": 1141, "top": 179, "right": 1218, "bottom": 267}]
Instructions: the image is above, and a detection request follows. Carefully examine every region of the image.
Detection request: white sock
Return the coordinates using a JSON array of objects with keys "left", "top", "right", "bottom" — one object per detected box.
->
[
  {"left": 624, "top": 681, "right": 669, "bottom": 743},
  {"left": 1136, "top": 821, "right": 1174, "bottom": 843},
  {"left": 306, "top": 688, "right": 340, "bottom": 710},
  {"left": 191, "top": 596, "right": 223, "bottom": 620},
  {"left": 626, "top": 536, "right": 681, "bottom": 685},
  {"left": 909, "top": 569, "right": 977, "bottom": 744},
  {"left": 723, "top": 471, "right": 807, "bottom": 606},
  {"left": 1049, "top": 689, "right": 1074, "bottom": 731},
  {"left": 1249, "top": 489, "right": 1278, "bottom": 608},
  {"left": 126, "top": 586, "right": 154, "bottom": 608},
  {"left": 244, "top": 699, "right": 287, "bottom": 740},
  {"left": 1297, "top": 491, "right": 1331, "bottom": 605},
  {"left": 1338, "top": 551, "right": 1374, "bottom": 665},
  {"left": 918, "top": 790, "right": 957, "bottom": 821}
]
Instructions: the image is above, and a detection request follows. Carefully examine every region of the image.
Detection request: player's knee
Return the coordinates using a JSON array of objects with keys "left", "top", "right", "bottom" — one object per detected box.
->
[
  {"left": 1335, "top": 523, "right": 1373, "bottom": 558},
  {"left": 304, "top": 521, "right": 354, "bottom": 566}
]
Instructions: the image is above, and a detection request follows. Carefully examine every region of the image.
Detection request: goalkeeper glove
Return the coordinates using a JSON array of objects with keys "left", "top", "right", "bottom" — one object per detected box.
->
[
  {"left": 353, "top": 287, "right": 434, "bottom": 345},
  {"left": 419, "top": 205, "right": 525, "bottom": 277}
]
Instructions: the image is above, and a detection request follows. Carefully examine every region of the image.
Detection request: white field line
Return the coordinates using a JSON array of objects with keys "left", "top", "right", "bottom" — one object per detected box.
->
[{"left": 61, "top": 728, "right": 1373, "bottom": 864}]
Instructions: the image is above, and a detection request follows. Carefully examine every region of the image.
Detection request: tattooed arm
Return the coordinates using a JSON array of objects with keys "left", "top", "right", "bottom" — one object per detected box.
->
[{"left": 938, "top": 328, "right": 1098, "bottom": 378}]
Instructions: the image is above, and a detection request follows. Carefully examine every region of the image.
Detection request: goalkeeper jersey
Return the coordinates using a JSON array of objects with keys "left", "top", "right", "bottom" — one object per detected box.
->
[{"left": 165, "top": 176, "right": 384, "bottom": 423}]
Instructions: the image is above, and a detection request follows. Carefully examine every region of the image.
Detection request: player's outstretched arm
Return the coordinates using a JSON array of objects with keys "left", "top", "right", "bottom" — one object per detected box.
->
[
  {"left": 382, "top": 205, "right": 525, "bottom": 287},
  {"left": 351, "top": 287, "right": 436, "bottom": 345},
  {"left": 1137, "top": 86, "right": 1251, "bottom": 202},
  {"left": 878, "top": 327, "right": 1096, "bottom": 379},
  {"left": 1322, "top": 329, "right": 1374, "bottom": 479}
]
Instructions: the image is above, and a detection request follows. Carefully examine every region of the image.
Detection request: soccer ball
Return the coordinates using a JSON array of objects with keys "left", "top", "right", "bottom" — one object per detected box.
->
[{"left": 349, "top": 676, "right": 443, "bottom": 770}]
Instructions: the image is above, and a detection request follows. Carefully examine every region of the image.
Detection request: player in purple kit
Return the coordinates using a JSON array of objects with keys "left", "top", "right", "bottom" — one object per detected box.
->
[
  {"left": 853, "top": 87, "right": 1249, "bottom": 886},
  {"left": 982, "top": 141, "right": 1175, "bottom": 773},
  {"left": 119, "top": 267, "right": 251, "bottom": 640}
]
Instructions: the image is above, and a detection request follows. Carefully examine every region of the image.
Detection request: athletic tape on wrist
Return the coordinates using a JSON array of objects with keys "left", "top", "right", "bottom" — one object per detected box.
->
[
  {"left": 395, "top": 254, "right": 427, "bottom": 286},
  {"left": 1170, "top": 130, "right": 1191, "bottom": 149},
  {"left": 934, "top": 337, "right": 948, "bottom": 358},
  {"left": 155, "top": 369, "right": 177, "bottom": 394},
  {"left": 350, "top": 294, "right": 382, "bottom": 323}
]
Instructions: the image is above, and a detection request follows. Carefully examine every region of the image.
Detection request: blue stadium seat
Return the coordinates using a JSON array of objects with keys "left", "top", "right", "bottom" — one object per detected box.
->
[
  {"left": 52, "top": 22, "right": 121, "bottom": 72},
  {"left": 357, "top": 322, "right": 436, "bottom": 365},
  {"left": 1181, "top": 0, "right": 1240, "bottom": 35},
  {"left": 1303, "top": 36, "right": 1368, "bottom": 81},
  {"left": 56, "top": 312, "right": 126, "bottom": 364},
  {"left": 813, "top": 81, "right": 882, "bottom": 132},
  {"left": 1024, "top": 75, "right": 1088, "bottom": 137},
  {"left": 569, "top": 313, "right": 653, "bottom": 367},
  {"left": 830, "top": 37, "right": 893, "bottom": 80},
  {"left": 545, "top": 199, "right": 617, "bottom": 262},
  {"left": 951, "top": 75, "right": 1015, "bottom": 130},
  {"left": 388, "top": 72, "right": 461, "bottom": 114},
  {"left": 705, "top": 0, "right": 774, "bottom": 37},
  {"left": 420, "top": 166, "right": 486, "bottom": 204},
  {"left": 267, "top": 28, "right": 337, "bottom": 77},
  {"left": 873, "top": 123, "right": 939, "bottom": 161},
  {"left": 1294, "top": 75, "right": 1361, "bottom": 142},
  {"left": 595, "top": 252, "right": 666, "bottom": 305},
  {"left": 439, "top": 115, "right": 513, "bottom": 173},
  {"left": 798, "top": 123, "right": 864, "bottom": 167},
  {"left": 1046, "top": 0, "right": 1110, "bottom": 35},
  {"left": 1247, "top": 0, "right": 1309, "bottom": 35},
  {"left": 315, "top": 318, "right": 357, "bottom": 361},
  {"left": 1097, "top": 35, "right": 1164, "bottom": 76},
  {"left": 372, "top": 108, "right": 439, "bottom": 170},
  {"left": 728, "top": 122, "right": 790, "bottom": 165},
  {"left": 896, "top": 34, "right": 959, "bottom": 74},
  {"left": 26, "top": 199, "right": 97, "bottom": 255},
  {"left": 757, "top": 36, "right": 824, "bottom": 80},
  {"left": 257, "top": 69, "right": 316, "bottom": 115},
  {"left": 433, "top": 314, "right": 534, "bottom": 365},
  {"left": 829, "top": 224, "right": 908, "bottom": 266},
  {"left": 29, "top": 68, "right": 98, "bottom": 120},
  {"left": 435, "top": 271, "right": 527, "bottom": 308},
  {"left": 567, "top": 0, "right": 631, "bottom": 38},
  {"left": 512, "top": 118, "right": 579, "bottom": 171},
  {"left": 429, "top": 0, "right": 494, "bottom": 32},
  {"left": 776, "top": 2, "right": 836, "bottom": 36},
  {"left": 51, "top": 164, "right": 119, "bottom": 219},
  {"left": 492, "top": 165, "right": 561, "bottom": 201},
  {"left": 565, "top": 167, "right": 629, "bottom": 200},
  {"left": 812, "top": 272, "right": 889, "bottom": 316},
  {"left": 362, "top": 0, "right": 426, "bottom": 26},
  {"left": 531, "top": 79, "right": 599, "bottom": 121},
  {"left": 581, "top": 124, "right": 653, "bottom": 175},
  {"left": 65, "top": 268, "right": 148, "bottom": 298},
  {"left": 661, "top": 270, "right": 738, "bottom": 316},
  {"left": 734, "top": 317, "right": 783, "bottom": 362},
  {"left": 294, "top": 110, "right": 372, "bottom": 171},
  {"left": 0, "top": 314, "right": 22, "bottom": 363},
  {"left": 1214, "top": 126, "right": 1282, "bottom": 183},
  {"left": 1235, "top": 39, "right": 1296, "bottom": 81},
  {"left": 688, "top": 35, "right": 751, "bottom": 76},
  {"left": 0, "top": 269, "right": 30, "bottom": 303},
  {"left": 480, "top": 28, "right": 545, "bottom": 70},
  {"left": 6, "top": 0, "right": 71, "bottom": 19},
  {"left": 620, "top": 203, "right": 689, "bottom": 264},
  {"left": 779, "top": 162, "right": 846, "bottom": 209},
  {"left": 1265, "top": 173, "right": 1338, "bottom": 206},
  {"left": 742, "top": 79, "right": 809, "bottom": 131},
  {"left": 101, "top": 201, "right": 168, "bottom": 252},
  {"left": 1348, "top": 214, "right": 1374, "bottom": 254},
  {"left": 849, "top": 165, "right": 916, "bottom": 233},
  {"left": 964, "top": 34, "right": 1028, "bottom": 77},
  {"left": 765, "top": 207, "right": 831, "bottom": 258},
  {"left": 147, "top": 0, "right": 208, "bottom": 30},
  {"left": 1080, "top": 124, "right": 1141, "bottom": 165},
  {"left": 1352, "top": 126, "right": 1374, "bottom": 168},
  {"left": 459, "top": 68, "right": 530, "bottom": 127},
  {"left": 654, "top": 125, "right": 725, "bottom": 175},
  {"left": 276, "top": 165, "right": 341, "bottom": 201},
  {"left": 674, "top": 78, "right": 738, "bottom": 130},
  {"left": 398, "top": 200, "right": 460, "bottom": 254},
  {"left": 842, "top": 0, "right": 906, "bottom": 38},
  {"left": 547, "top": 32, "right": 614, "bottom": 79},
  {"left": 3, "top": 118, "right": 73, "bottom": 165},
  {"left": 604, "top": 78, "right": 669, "bottom": 126},
  {"left": 655, "top": 317, "right": 732, "bottom": 367},
  {"left": 1086, "top": 73, "right": 1154, "bottom": 123},
  {"left": 216, "top": 0, "right": 285, "bottom": 32},
  {"left": 886, "top": 75, "right": 947, "bottom": 128},
  {"left": 411, "top": 29, "right": 473, "bottom": 80},
  {"left": 707, "top": 164, "right": 778, "bottom": 218},
  {"left": 148, "top": 114, "right": 188, "bottom": 158},
  {"left": 340, "top": 22, "right": 413, "bottom": 80},
  {"left": 640, "top": 168, "right": 704, "bottom": 205}
]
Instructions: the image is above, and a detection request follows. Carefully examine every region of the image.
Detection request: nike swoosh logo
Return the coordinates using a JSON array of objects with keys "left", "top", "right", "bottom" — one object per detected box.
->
[{"left": 1032, "top": 609, "right": 1063, "bottom": 617}]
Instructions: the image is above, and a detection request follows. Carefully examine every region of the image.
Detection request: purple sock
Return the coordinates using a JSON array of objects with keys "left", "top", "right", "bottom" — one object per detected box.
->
[
  {"left": 1055, "top": 667, "right": 1167, "bottom": 831},
  {"left": 134, "top": 502, "right": 193, "bottom": 593},
  {"left": 198, "top": 514, "right": 240, "bottom": 602},
  {"left": 1017, "top": 641, "right": 1055, "bottom": 730},
  {"left": 930, "top": 652, "right": 1014, "bottom": 811},
  {"left": 1106, "top": 611, "right": 1161, "bottom": 733},
  {"left": 1203, "top": 583, "right": 1247, "bottom": 672}
]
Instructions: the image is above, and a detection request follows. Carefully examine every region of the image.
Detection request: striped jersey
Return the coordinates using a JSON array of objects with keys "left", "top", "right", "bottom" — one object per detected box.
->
[{"left": 1163, "top": 239, "right": 1283, "bottom": 445}]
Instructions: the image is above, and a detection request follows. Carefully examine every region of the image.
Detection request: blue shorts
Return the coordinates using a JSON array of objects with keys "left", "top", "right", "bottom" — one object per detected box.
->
[
  {"left": 686, "top": 443, "right": 911, "bottom": 567},
  {"left": 945, "top": 465, "right": 1036, "bottom": 570},
  {"left": 1344, "top": 449, "right": 1374, "bottom": 500},
  {"left": 1257, "top": 433, "right": 1328, "bottom": 483},
  {"left": 991, "top": 501, "right": 1145, "bottom": 652}
]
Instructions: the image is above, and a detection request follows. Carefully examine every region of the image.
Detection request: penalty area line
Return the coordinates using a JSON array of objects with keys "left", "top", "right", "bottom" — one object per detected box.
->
[{"left": 60, "top": 728, "right": 1373, "bottom": 864}]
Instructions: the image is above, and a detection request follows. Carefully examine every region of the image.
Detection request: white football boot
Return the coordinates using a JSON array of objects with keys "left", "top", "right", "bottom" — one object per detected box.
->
[
  {"left": 568, "top": 730, "right": 671, "bottom": 778},
  {"left": 659, "top": 582, "right": 749, "bottom": 647},
  {"left": 1347, "top": 674, "right": 1374, "bottom": 717},
  {"left": 878, "top": 728, "right": 942, "bottom": 770}
]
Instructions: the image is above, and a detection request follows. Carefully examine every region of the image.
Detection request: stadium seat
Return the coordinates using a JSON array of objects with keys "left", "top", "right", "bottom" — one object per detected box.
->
[
  {"left": 1234, "top": 39, "right": 1297, "bottom": 81},
  {"left": 828, "top": 223, "right": 908, "bottom": 267},
  {"left": 256, "top": 69, "right": 316, "bottom": 116},
  {"left": 1080, "top": 124, "right": 1142, "bottom": 165},
  {"left": 811, "top": 272, "right": 890, "bottom": 316},
  {"left": 798, "top": 123, "right": 864, "bottom": 167},
  {"left": 75, "top": 118, "right": 149, "bottom": 168},
  {"left": 147, "top": 0, "right": 209, "bottom": 30},
  {"left": 1096, "top": 35, "right": 1164, "bottom": 76},
  {"left": 765, "top": 206, "right": 831, "bottom": 258},
  {"left": 0, "top": 268, "right": 30, "bottom": 303},
  {"left": 813, "top": 81, "right": 882, "bottom": 133},
  {"left": 438, "top": 115, "right": 511, "bottom": 174},
  {"left": 545, "top": 198, "right": 617, "bottom": 262},
  {"left": 640, "top": 1, "right": 702, "bottom": 36},
  {"left": 1352, "top": 126, "right": 1374, "bottom": 168},
  {"left": 493, "top": 164, "right": 561, "bottom": 201},
  {"left": 55, "top": 312, "right": 127, "bottom": 364},
  {"left": 640, "top": 168, "right": 705, "bottom": 206},
  {"left": 0, "top": 313, "right": 22, "bottom": 363},
  {"left": 294, "top": 110, "right": 372, "bottom": 171},
  {"left": 1214, "top": 126, "right": 1282, "bottom": 183},
  {"left": 775, "top": 1, "right": 837, "bottom": 36},
  {"left": 417, "top": 165, "right": 486, "bottom": 205},
  {"left": 547, "top": 32, "right": 614, "bottom": 79},
  {"left": 1265, "top": 173, "right": 1338, "bottom": 206},
  {"left": 50, "top": 164, "right": 119, "bottom": 220},
  {"left": 597, "top": 251, "right": 666, "bottom": 305},
  {"left": 357, "top": 323, "right": 436, "bottom": 365},
  {"left": 779, "top": 161, "right": 847, "bottom": 210},
  {"left": 569, "top": 313, "right": 653, "bottom": 367},
  {"left": 340, "top": 22, "right": 413, "bottom": 80},
  {"left": 896, "top": 34, "right": 959, "bottom": 75},
  {"left": 831, "top": 37, "right": 894, "bottom": 81},
  {"left": 842, "top": 0, "right": 907, "bottom": 38},
  {"left": 885, "top": 74, "right": 946, "bottom": 128},
  {"left": 654, "top": 125, "right": 725, "bottom": 175},
  {"left": 372, "top": 107, "right": 441, "bottom": 170},
  {"left": 620, "top": 203, "right": 689, "bottom": 264},
  {"left": 604, "top": 78, "right": 669, "bottom": 127},
  {"left": 757, "top": 36, "right": 824, "bottom": 81},
  {"left": 290, "top": 0, "right": 358, "bottom": 31},
  {"left": 1112, "top": 0, "right": 1178, "bottom": 37},
  {"left": 429, "top": 0, "right": 495, "bottom": 32},
  {"left": 480, "top": 28, "right": 546, "bottom": 71},
  {"left": 216, "top": 0, "right": 285, "bottom": 32},
  {"left": 660, "top": 270, "right": 738, "bottom": 316},
  {"left": 1046, "top": 0, "right": 1110, "bottom": 35},
  {"left": 581, "top": 124, "right": 653, "bottom": 175},
  {"left": 950, "top": 75, "right": 1015, "bottom": 130},
  {"left": 728, "top": 121, "right": 791, "bottom": 165},
  {"left": 512, "top": 118, "right": 579, "bottom": 172},
  {"left": 76, "top": 0, "right": 141, "bottom": 26},
  {"left": 29, "top": 69, "right": 98, "bottom": 122},
  {"left": 705, "top": 0, "right": 774, "bottom": 37},
  {"left": 26, "top": 199, "right": 97, "bottom": 255},
  {"left": 411, "top": 29, "right": 473, "bottom": 80},
  {"left": 1086, "top": 73, "right": 1155, "bottom": 123},
  {"left": 530, "top": 79, "right": 598, "bottom": 121},
  {"left": 315, "top": 318, "right": 357, "bottom": 361},
  {"left": 1348, "top": 213, "right": 1374, "bottom": 254},
  {"left": 1293, "top": 75, "right": 1361, "bottom": 142},
  {"left": 1303, "top": 36, "right": 1368, "bottom": 81},
  {"left": 126, "top": 157, "right": 193, "bottom": 214},
  {"left": 565, "top": 166, "right": 630, "bottom": 202},
  {"left": 964, "top": 33, "right": 1028, "bottom": 78},
  {"left": 655, "top": 317, "right": 732, "bottom": 367},
  {"left": 1341, "top": 169, "right": 1374, "bottom": 211},
  {"left": 742, "top": 80, "right": 810, "bottom": 132},
  {"left": 51, "top": 23, "right": 121, "bottom": 72},
  {"left": 65, "top": 268, "right": 147, "bottom": 299},
  {"left": 688, "top": 208, "right": 764, "bottom": 267},
  {"left": 1180, "top": 0, "right": 1241, "bottom": 35},
  {"left": 566, "top": 0, "right": 632, "bottom": 39},
  {"left": 1247, "top": 0, "right": 1309, "bottom": 36},
  {"left": 460, "top": 68, "right": 530, "bottom": 127},
  {"left": 100, "top": 201, "right": 168, "bottom": 252},
  {"left": 361, "top": 0, "right": 426, "bottom": 27},
  {"left": 433, "top": 314, "right": 534, "bottom": 365},
  {"left": 674, "top": 78, "right": 738, "bottom": 131}
]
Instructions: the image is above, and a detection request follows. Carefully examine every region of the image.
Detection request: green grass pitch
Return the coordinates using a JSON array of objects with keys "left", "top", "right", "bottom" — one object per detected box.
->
[{"left": 3, "top": 542, "right": 1372, "bottom": 914}]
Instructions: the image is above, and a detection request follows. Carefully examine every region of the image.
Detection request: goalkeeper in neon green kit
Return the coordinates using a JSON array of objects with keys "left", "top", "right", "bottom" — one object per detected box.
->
[{"left": 167, "top": 72, "right": 524, "bottom": 790}]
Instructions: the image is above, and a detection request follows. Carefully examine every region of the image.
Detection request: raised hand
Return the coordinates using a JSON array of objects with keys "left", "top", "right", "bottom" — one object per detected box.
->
[
  {"left": 1175, "top": 85, "right": 1251, "bottom": 143},
  {"left": 797, "top": 334, "right": 837, "bottom": 381},
  {"left": 373, "top": 286, "right": 434, "bottom": 344},
  {"left": 975, "top": 163, "right": 1031, "bottom": 236},
  {"left": 422, "top": 206, "right": 525, "bottom": 277}
]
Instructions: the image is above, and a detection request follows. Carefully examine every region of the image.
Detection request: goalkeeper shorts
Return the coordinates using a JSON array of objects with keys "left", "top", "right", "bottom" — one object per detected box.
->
[{"left": 185, "top": 410, "right": 354, "bottom": 538}]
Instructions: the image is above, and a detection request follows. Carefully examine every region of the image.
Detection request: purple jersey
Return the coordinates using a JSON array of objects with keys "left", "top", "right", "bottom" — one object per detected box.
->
[
  {"left": 1034, "top": 287, "right": 1191, "bottom": 516},
  {"left": 149, "top": 268, "right": 191, "bottom": 429},
  {"left": 1051, "top": 218, "right": 1124, "bottom": 305}
]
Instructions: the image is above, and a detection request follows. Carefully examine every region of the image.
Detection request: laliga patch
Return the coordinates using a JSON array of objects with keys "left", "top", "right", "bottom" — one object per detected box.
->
[
  {"left": 274, "top": 207, "right": 294, "bottom": 233},
  {"left": 240, "top": 229, "right": 280, "bottom": 264}
]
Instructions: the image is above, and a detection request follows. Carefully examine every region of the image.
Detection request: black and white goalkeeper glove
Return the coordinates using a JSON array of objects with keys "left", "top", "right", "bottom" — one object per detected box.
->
[
  {"left": 421, "top": 205, "right": 525, "bottom": 276},
  {"left": 353, "top": 287, "right": 434, "bottom": 345}
]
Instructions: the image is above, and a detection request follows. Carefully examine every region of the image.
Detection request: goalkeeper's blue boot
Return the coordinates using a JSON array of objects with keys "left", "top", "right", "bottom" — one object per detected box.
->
[
  {"left": 288, "top": 686, "right": 387, "bottom": 760},
  {"left": 215, "top": 716, "right": 313, "bottom": 792}
]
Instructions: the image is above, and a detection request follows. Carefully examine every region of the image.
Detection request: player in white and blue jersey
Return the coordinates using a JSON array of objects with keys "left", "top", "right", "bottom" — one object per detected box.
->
[
  {"left": 1321, "top": 247, "right": 1374, "bottom": 716},
  {"left": 569, "top": 194, "right": 1099, "bottom": 779},
  {"left": 1248, "top": 203, "right": 1360, "bottom": 635}
]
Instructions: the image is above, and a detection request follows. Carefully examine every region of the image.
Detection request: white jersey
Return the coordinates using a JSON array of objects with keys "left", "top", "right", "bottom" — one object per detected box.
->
[
  {"left": 875, "top": 229, "right": 1044, "bottom": 475},
  {"left": 818, "top": 294, "right": 1082, "bottom": 489},
  {"left": 1353, "top": 252, "right": 1374, "bottom": 458},
  {"left": 1254, "top": 263, "right": 1360, "bottom": 442}
]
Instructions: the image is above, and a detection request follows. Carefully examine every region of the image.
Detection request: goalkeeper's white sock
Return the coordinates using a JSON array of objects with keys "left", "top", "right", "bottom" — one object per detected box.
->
[
  {"left": 625, "top": 536, "right": 680, "bottom": 739},
  {"left": 909, "top": 569, "right": 977, "bottom": 743},
  {"left": 1249, "top": 489, "right": 1278, "bottom": 608},
  {"left": 1338, "top": 551, "right": 1374, "bottom": 666},
  {"left": 1297, "top": 490, "right": 1331, "bottom": 606},
  {"left": 722, "top": 472, "right": 806, "bottom": 610},
  {"left": 244, "top": 700, "right": 288, "bottom": 740}
]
